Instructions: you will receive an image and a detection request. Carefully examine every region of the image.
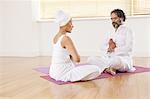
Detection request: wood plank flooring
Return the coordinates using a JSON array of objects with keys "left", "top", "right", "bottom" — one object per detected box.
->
[{"left": 0, "top": 57, "right": 150, "bottom": 99}]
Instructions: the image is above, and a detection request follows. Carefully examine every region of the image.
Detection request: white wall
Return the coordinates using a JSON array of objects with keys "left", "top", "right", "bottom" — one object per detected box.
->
[
  {"left": 0, "top": 0, "right": 40, "bottom": 56},
  {"left": 0, "top": 0, "right": 150, "bottom": 57},
  {"left": 0, "top": 1, "right": 3, "bottom": 52},
  {"left": 128, "top": 17, "right": 150, "bottom": 57},
  {"left": 39, "top": 17, "right": 150, "bottom": 57}
]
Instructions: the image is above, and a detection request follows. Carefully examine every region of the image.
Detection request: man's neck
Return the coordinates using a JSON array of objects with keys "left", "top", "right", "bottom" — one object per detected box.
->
[
  {"left": 115, "top": 23, "right": 123, "bottom": 32},
  {"left": 115, "top": 26, "right": 119, "bottom": 32}
]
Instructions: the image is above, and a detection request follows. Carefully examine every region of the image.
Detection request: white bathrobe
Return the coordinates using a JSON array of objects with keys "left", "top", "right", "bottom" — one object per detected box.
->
[
  {"left": 49, "top": 35, "right": 106, "bottom": 82},
  {"left": 88, "top": 24, "right": 136, "bottom": 72}
]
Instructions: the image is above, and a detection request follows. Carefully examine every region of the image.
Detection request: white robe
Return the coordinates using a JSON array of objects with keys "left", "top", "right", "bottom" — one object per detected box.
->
[
  {"left": 88, "top": 24, "right": 136, "bottom": 72},
  {"left": 49, "top": 35, "right": 106, "bottom": 82}
]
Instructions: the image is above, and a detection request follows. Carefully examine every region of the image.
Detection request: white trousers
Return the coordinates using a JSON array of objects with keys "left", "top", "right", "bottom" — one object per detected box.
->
[{"left": 87, "top": 56, "right": 130, "bottom": 72}]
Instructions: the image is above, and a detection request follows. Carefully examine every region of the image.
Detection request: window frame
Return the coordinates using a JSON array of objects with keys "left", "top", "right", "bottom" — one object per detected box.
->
[{"left": 36, "top": 0, "right": 150, "bottom": 21}]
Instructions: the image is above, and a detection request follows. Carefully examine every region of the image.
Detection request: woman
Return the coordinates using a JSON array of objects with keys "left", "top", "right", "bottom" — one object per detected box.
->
[{"left": 49, "top": 11, "right": 106, "bottom": 82}]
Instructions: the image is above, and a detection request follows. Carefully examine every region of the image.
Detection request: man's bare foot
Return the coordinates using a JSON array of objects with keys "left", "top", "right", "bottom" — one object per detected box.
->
[{"left": 104, "top": 67, "right": 116, "bottom": 75}]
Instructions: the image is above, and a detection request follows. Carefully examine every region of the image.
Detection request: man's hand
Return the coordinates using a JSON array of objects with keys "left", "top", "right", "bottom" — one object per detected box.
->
[{"left": 107, "top": 38, "right": 116, "bottom": 53}]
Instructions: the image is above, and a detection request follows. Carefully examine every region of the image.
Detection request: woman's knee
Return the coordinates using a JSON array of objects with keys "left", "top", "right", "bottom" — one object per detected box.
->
[
  {"left": 87, "top": 56, "right": 97, "bottom": 64},
  {"left": 82, "top": 71, "right": 99, "bottom": 80}
]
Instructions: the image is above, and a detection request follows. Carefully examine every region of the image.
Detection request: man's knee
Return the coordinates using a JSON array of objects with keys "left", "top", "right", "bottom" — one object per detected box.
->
[{"left": 109, "top": 57, "right": 123, "bottom": 69}]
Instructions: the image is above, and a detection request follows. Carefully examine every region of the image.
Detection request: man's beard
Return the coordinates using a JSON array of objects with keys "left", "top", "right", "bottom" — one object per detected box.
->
[
  {"left": 112, "top": 20, "right": 122, "bottom": 29},
  {"left": 112, "top": 22, "right": 120, "bottom": 29}
]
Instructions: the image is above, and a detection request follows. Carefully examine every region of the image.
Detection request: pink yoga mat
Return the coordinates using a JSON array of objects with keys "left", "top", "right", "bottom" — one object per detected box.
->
[{"left": 33, "top": 66, "right": 150, "bottom": 85}]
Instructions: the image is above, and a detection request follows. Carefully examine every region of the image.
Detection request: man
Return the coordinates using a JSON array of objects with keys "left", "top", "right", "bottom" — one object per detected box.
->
[{"left": 87, "top": 9, "right": 136, "bottom": 75}]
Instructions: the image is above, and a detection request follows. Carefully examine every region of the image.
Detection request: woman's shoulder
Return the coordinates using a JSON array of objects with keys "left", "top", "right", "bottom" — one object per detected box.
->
[
  {"left": 61, "top": 35, "right": 74, "bottom": 48},
  {"left": 62, "top": 35, "right": 72, "bottom": 42},
  {"left": 53, "top": 34, "right": 68, "bottom": 44}
]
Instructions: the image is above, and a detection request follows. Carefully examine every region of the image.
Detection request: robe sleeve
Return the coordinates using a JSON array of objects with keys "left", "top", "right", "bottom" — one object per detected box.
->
[{"left": 115, "top": 28, "right": 133, "bottom": 55}]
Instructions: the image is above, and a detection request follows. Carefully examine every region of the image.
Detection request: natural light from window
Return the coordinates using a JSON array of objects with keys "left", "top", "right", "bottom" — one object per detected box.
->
[{"left": 39, "top": 0, "right": 150, "bottom": 19}]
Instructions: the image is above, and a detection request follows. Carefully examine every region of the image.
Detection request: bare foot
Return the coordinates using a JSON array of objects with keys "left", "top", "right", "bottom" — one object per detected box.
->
[{"left": 104, "top": 67, "right": 116, "bottom": 75}]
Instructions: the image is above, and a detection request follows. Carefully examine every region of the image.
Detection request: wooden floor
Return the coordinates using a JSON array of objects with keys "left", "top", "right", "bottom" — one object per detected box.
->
[{"left": 0, "top": 57, "right": 150, "bottom": 99}]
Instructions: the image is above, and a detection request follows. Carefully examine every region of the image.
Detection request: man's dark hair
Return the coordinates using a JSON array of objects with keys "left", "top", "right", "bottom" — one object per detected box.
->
[{"left": 111, "top": 9, "right": 126, "bottom": 22}]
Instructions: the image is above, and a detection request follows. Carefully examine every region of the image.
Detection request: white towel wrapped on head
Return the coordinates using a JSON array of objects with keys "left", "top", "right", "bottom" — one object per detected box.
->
[{"left": 55, "top": 10, "right": 71, "bottom": 27}]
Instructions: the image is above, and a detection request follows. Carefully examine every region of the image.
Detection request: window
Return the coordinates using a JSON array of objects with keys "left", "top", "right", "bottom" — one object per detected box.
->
[
  {"left": 133, "top": 0, "right": 150, "bottom": 15},
  {"left": 40, "top": 0, "right": 150, "bottom": 19}
]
